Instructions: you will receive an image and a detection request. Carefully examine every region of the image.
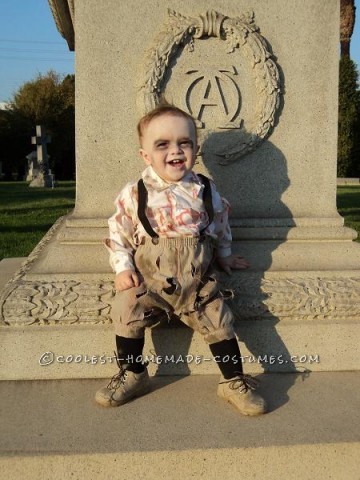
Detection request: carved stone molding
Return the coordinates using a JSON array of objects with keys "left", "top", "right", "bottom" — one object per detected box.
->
[
  {"left": 141, "top": 9, "right": 281, "bottom": 164},
  {"left": 2, "top": 280, "right": 114, "bottom": 326},
  {"left": 2, "top": 273, "right": 360, "bottom": 326},
  {"left": 48, "top": 0, "right": 75, "bottom": 51},
  {"left": 2, "top": 214, "right": 358, "bottom": 325},
  {"left": 226, "top": 274, "right": 360, "bottom": 321}
]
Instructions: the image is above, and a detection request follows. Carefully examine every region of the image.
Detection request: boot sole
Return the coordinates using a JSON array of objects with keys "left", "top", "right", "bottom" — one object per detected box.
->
[
  {"left": 223, "top": 397, "right": 267, "bottom": 416},
  {"left": 218, "top": 392, "right": 267, "bottom": 416},
  {"left": 95, "top": 383, "right": 152, "bottom": 408}
]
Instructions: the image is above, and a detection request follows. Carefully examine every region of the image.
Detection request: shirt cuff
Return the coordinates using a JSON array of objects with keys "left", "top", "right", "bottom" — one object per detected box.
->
[{"left": 110, "top": 255, "right": 135, "bottom": 275}]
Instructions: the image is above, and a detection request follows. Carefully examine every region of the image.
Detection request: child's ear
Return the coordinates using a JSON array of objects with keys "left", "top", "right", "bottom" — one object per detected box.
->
[{"left": 139, "top": 148, "right": 151, "bottom": 165}]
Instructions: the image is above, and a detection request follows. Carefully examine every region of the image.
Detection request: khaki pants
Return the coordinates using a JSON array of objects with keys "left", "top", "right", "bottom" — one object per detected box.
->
[{"left": 111, "top": 236, "right": 235, "bottom": 344}]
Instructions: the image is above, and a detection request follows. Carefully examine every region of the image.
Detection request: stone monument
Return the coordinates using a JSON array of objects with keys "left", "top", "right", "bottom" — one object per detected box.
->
[
  {"left": 28, "top": 125, "right": 54, "bottom": 188},
  {"left": 1, "top": 0, "right": 359, "bottom": 380},
  {"left": 25, "top": 151, "right": 39, "bottom": 182}
]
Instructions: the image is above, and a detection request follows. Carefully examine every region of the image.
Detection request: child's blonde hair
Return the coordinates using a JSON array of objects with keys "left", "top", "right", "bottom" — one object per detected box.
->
[{"left": 137, "top": 104, "right": 198, "bottom": 144}]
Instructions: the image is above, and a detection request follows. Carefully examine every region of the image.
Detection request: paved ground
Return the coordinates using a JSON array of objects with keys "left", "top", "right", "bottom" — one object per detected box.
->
[{"left": 0, "top": 372, "right": 359, "bottom": 479}]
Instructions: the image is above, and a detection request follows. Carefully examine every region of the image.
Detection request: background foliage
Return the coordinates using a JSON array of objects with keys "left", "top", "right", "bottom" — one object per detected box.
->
[
  {"left": 0, "top": 71, "right": 75, "bottom": 180},
  {"left": 338, "top": 57, "right": 360, "bottom": 177}
]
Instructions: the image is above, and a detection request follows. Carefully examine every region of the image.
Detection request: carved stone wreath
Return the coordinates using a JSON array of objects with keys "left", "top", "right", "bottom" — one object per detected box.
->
[{"left": 141, "top": 9, "right": 281, "bottom": 164}]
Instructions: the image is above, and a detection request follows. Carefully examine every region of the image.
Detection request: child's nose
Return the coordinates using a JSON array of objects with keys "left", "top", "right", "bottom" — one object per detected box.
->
[{"left": 170, "top": 143, "right": 183, "bottom": 155}]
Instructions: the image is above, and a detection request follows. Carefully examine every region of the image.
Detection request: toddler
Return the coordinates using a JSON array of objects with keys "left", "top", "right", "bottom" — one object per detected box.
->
[{"left": 95, "top": 104, "right": 266, "bottom": 416}]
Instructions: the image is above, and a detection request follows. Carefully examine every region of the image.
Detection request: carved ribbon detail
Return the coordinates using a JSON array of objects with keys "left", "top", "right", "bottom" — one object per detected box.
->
[{"left": 193, "top": 10, "right": 226, "bottom": 38}]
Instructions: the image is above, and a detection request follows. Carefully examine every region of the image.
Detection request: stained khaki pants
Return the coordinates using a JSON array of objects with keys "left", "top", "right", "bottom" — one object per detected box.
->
[{"left": 111, "top": 236, "right": 235, "bottom": 344}]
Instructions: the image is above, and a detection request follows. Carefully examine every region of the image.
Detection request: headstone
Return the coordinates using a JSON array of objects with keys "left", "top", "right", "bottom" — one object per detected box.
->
[
  {"left": 29, "top": 125, "right": 54, "bottom": 188},
  {"left": 1, "top": 0, "right": 360, "bottom": 380},
  {"left": 25, "top": 151, "right": 39, "bottom": 181}
]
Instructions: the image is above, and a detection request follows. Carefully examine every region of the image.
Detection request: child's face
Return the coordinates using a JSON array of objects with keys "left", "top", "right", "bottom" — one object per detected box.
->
[{"left": 139, "top": 114, "right": 199, "bottom": 183}]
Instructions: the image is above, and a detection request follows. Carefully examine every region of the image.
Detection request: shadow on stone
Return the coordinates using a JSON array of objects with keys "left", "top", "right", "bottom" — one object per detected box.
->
[
  {"left": 142, "top": 134, "right": 304, "bottom": 411},
  {"left": 203, "top": 132, "right": 300, "bottom": 407}
]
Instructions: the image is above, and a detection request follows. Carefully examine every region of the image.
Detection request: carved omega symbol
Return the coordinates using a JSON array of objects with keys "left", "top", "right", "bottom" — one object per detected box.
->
[
  {"left": 141, "top": 9, "right": 281, "bottom": 164},
  {"left": 185, "top": 66, "right": 242, "bottom": 129}
]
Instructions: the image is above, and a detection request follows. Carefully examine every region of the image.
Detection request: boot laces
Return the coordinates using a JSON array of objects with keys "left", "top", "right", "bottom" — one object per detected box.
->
[
  {"left": 220, "top": 373, "right": 259, "bottom": 394},
  {"left": 106, "top": 351, "right": 128, "bottom": 391},
  {"left": 106, "top": 352, "right": 148, "bottom": 391}
]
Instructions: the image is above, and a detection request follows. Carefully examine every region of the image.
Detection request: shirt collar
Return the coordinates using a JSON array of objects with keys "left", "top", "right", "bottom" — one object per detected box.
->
[{"left": 142, "top": 166, "right": 203, "bottom": 198}]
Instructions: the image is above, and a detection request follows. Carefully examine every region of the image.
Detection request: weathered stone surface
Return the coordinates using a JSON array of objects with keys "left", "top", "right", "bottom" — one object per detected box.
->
[{"left": 1, "top": 0, "right": 360, "bottom": 379}]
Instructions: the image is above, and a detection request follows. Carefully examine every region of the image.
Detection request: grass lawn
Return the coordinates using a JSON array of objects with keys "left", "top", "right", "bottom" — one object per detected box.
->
[
  {"left": 336, "top": 185, "right": 360, "bottom": 242},
  {"left": 0, "top": 182, "right": 359, "bottom": 261},
  {"left": 0, "top": 181, "right": 75, "bottom": 260}
]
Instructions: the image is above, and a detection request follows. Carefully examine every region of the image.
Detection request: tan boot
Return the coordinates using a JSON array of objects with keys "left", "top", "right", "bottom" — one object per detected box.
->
[
  {"left": 217, "top": 374, "right": 267, "bottom": 416},
  {"left": 95, "top": 367, "right": 151, "bottom": 407}
]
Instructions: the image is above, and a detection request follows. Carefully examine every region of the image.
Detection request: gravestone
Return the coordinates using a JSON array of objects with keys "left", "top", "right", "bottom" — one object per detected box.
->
[
  {"left": 1, "top": 0, "right": 359, "bottom": 380},
  {"left": 25, "top": 151, "right": 39, "bottom": 181},
  {"left": 29, "top": 125, "right": 54, "bottom": 188}
]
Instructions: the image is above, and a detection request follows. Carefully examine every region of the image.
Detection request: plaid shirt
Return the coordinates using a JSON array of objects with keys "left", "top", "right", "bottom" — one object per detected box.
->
[{"left": 105, "top": 166, "right": 232, "bottom": 274}]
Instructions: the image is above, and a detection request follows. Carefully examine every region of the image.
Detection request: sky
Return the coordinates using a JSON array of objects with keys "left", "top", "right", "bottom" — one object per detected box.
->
[
  {"left": 0, "top": 0, "right": 74, "bottom": 104},
  {"left": 0, "top": 0, "right": 360, "bottom": 104}
]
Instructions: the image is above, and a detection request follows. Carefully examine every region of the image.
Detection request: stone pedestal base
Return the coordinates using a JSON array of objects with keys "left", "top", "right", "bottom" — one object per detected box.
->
[
  {"left": 2, "top": 270, "right": 359, "bottom": 379},
  {"left": 1, "top": 215, "right": 360, "bottom": 380},
  {"left": 29, "top": 174, "right": 55, "bottom": 188},
  {"left": 1, "top": 317, "right": 359, "bottom": 380}
]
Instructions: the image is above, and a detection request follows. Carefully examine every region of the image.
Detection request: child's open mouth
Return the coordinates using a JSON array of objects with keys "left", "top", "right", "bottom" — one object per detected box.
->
[{"left": 168, "top": 159, "right": 185, "bottom": 166}]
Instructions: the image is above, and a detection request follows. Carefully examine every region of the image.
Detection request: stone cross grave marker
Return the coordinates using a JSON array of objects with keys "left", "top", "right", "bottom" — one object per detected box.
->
[{"left": 29, "top": 125, "right": 54, "bottom": 188}]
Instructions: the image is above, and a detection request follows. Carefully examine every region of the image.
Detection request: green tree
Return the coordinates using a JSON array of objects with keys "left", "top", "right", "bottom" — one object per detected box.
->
[
  {"left": 2, "top": 70, "right": 75, "bottom": 180},
  {"left": 338, "top": 57, "right": 360, "bottom": 177},
  {"left": 0, "top": 107, "right": 30, "bottom": 180}
]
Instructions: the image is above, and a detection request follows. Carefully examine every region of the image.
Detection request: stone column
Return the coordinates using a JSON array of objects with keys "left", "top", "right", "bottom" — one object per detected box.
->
[{"left": 1, "top": 0, "right": 359, "bottom": 380}]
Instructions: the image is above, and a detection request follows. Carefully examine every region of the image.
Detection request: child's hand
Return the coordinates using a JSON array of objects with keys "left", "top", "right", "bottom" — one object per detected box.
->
[
  {"left": 115, "top": 270, "right": 141, "bottom": 291},
  {"left": 217, "top": 255, "right": 250, "bottom": 275}
]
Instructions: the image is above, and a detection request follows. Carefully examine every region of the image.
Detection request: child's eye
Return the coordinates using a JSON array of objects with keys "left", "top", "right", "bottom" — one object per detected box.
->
[
  {"left": 180, "top": 141, "right": 193, "bottom": 147},
  {"left": 156, "top": 142, "right": 168, "bottom": 149}
]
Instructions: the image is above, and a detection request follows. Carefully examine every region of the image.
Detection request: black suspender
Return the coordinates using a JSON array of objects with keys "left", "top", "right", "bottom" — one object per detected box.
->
[
  {"left": 197, "top": 174, "right": 214, "bottom": 230},
  {"left": 137, "top": 174, "right": 214, "bottom": 239},
  {"left": 137, "top": 178, "right": 158, "bottom": 238}
]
